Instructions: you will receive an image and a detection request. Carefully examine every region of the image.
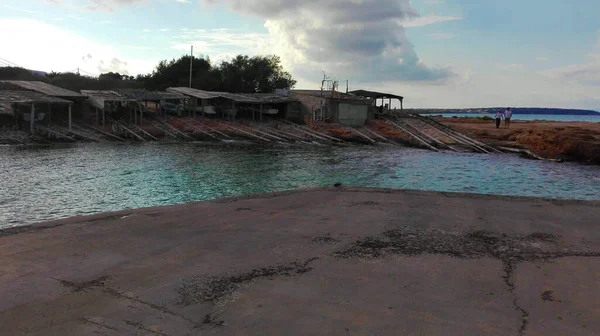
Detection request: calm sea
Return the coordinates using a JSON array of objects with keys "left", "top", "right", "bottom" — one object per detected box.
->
[
  {"left": 422, "top": 113, "right": 600, "bottom": 122},
  {"left": 1, "top": 143, "right": 599, "bottom": 228}
]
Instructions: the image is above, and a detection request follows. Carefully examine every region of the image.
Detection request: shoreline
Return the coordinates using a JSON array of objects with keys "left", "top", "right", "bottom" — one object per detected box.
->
[
  {"left": 1, "top": 187, "right": 599, "bottom": 335},
  {"left": 3, "top": 186, "right": 600, "bottom": 231}
]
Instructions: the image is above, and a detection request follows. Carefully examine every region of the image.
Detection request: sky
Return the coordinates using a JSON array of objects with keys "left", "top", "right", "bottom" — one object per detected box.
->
[{"left": 0, "top": 0, "right": 599, "bottom": 110}]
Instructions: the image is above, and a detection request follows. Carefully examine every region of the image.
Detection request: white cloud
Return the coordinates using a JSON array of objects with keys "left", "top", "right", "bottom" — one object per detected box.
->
[
  {"left": 542, "top": 32, "right": 600, "bottom": 87},
  {"left": 201, "top": 0, "right": 454, "bottom": 83},
  {"left": 536, "top": 56, "right": 549, "bottom": 62},
  {"left": 401, "top": 15, "right": 461, "bottom": 28},
  {"left": 0, "top": 18, "right": 156, "bottom": 75}
]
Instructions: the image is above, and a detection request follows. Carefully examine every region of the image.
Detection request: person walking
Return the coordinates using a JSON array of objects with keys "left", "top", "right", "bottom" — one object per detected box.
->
[
  {"left": 504, "top": 107, "right": 513, "bottom": 128},
  {"left": 494, "top": 109, "right": 504, "bottom": 129}
]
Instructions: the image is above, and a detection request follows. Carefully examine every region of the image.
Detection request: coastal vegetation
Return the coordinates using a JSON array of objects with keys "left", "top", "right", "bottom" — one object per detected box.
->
[{"left": 0, "top": 54, "right": 296, "bottom": 93}]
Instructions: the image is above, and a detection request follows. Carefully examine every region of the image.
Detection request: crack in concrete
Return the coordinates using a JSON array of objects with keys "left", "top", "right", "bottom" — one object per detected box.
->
[
  {"left": 80, "top": 317, "right": 118, "bottom": 331},
  {"left": 124, "top": 320, "right": 170, "bottom": 336},
  {"left": 334, "top": 228, "right": 600, "bottom": 336},
  {"left": 54, "top": 276, "right": 199, "bottom": 327},
  {"left": 178, "top": 257, "right": 319, "bottom": 305}
]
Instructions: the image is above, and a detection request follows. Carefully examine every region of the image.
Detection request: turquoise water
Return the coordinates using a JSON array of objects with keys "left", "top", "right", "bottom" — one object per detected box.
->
[
  {"left": 1, "top": 143, "right": 600, "bottom": 228},
  {"left": 423, "top": 113, "right": 600, "bottom": 122}
]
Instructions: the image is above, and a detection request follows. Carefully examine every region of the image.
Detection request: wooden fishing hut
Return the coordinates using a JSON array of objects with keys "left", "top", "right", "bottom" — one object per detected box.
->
[
  {"left": 348, "top": 89, "right": 404, "bottom": 116},
  {"left": 166, "top": 87, "right": 300, "bottom": 122},
  {"left": 81, "top": 90, "right": 140, "bottom": 127},
  {"left": 116, "top": 89, "right": 186, "bottom": 119},
  {"left": 0, "top": 91, "right": 73, "bottom": 133}
]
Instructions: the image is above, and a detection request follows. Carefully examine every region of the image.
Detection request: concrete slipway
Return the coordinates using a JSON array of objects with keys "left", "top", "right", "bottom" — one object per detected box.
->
[{"left": 1, "top": 187, "right": 599, "bottom": 336}]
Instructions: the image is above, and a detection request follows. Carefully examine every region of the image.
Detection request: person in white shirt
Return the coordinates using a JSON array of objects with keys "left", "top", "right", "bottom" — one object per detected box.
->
[
  {"left": 494, "top": 110, "right": 504, "bottom": 129},
  {"left": 504, "top": 107, "right": 513, "bottom": 128}
]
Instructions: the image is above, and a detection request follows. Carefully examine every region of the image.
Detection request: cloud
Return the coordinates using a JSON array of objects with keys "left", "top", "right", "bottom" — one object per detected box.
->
[
  {"left": 97, "top": 57, "right": 130, "bottom": 74},
  {"left": 401, "top": 15, "right": 461, "bottom": 28},
  {"left": 543, "top": 32, "right": 600, "bottom": 87},
  {"left": 536, "top": 56, "right": 549, "bottom": 62},
  {"left": 201, "top": 0, "right": 454, "bottom": 83},
  {"left": 0, "top": 18, "right": 156, "bottom": 76},
  {"left": 84, "top": 0, "right": 144, "bottom": 12}
]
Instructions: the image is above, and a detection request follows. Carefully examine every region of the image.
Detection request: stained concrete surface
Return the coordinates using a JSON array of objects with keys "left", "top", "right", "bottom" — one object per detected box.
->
[{"left": 0, "top": 187, "right": 599, "bottom": 335}]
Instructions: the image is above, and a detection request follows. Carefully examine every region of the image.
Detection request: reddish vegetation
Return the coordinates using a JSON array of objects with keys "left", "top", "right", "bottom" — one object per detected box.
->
[
  {"left": 440, "top": 118, "right": 600, "bottom": 164},
  {"left": 366, "top": 120, "right": 413, "bottom": 143}
]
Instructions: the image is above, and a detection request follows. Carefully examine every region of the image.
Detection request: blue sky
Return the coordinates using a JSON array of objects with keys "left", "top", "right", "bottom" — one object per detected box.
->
[{"left": 1, "top": 0, "right": 599, "bottom": 109}]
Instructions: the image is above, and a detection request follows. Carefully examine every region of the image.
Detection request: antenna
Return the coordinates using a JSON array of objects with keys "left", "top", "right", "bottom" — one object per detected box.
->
[{"left": 189, "top": 45, "right": 193, "bottom": 88}]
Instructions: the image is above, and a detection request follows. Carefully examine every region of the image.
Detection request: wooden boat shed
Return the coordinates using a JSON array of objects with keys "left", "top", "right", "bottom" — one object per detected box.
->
[
  {"left": 0, "top": 90, "right": 73, "bottom": 133},
  {"left": 115, "top": 89, "right": 186, "bottom": 118},
  {"left": 81, "top": 90, "right": 140, "bottom": 127},
  {"left": 166, "top": 87, "right": 300, "bottom": 121},
  {"left": 348, "top": 89, "right": 404, "bottom": 113}
]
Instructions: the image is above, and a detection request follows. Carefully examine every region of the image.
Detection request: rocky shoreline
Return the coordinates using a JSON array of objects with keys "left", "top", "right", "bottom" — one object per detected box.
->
[{"left": 439, "top": 117, "right": 600, "bottom": 165}]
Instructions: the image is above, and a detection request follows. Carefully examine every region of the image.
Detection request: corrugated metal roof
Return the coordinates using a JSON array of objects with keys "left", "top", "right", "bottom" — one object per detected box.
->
[
  {"left": 0, "top": 80, "right": 86, "bottom": 98},
  {"left": 81, "top": 90, "right": 137, "bottom": 110},
  {"left": 117, "top": 89, "right": 185, "bottom": 101},
  {"left": 167, "top": 87, "right": 298, "bottom": 104},
  {"left": 167, "top": 87, "right": 221, "bottom": 100},
  {"left": 246, "top": 93, "right": 298, "bottom": 104},
  {"left": 0, "top": 91, "right": 72, "bottom": 104},
  {"left": 349, "top": 89, "right": 403, "bottom": 100}
]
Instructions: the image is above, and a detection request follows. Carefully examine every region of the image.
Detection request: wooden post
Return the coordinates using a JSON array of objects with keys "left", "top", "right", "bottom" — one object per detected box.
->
[
  {"left": 95, "top": 107, "right": 99, "bottom": 126},
  {"left": 30, "top": 103, "right": 35, "bottom": 133},
  {"left": 48, "top": 104, "right": 52, "bottom": 125},
  {"left": 68, "top": 103, "right": 72, "bottom": 130},
  {"left": 260, "top": 104, "right": 263, "bottom": 122},
  {"left": 400, "top": 98, "right": 403, "bottom": 113},
  {"left": 133, "top": 106, "right": 137, "bottom": 125},
  {"left": 253, "top": 107, "right": 255, "bottom": 121},
  {"left": 139, "top": 104, "right": 143, "bottom": 126},
  {"left": 193, "top": 98, "right": 196, "bottom": 119},
  {"left": 201, "top": 99, "right": 205, "bottom": 118}
]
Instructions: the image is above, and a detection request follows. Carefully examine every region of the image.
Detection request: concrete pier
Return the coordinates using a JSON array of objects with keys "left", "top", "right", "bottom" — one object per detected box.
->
[{"left": 1, "top": 187, "right": 599, "bottom": 335}]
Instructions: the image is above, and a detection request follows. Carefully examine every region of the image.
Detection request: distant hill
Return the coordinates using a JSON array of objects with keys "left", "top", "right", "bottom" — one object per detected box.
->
[{"left": 408, "top": 108, "right": 600, "bottom": 116}]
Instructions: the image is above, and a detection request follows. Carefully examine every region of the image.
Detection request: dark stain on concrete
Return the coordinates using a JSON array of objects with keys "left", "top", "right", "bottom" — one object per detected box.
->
[
  {"left": 236, "top": 207, "right": 252, "bottom": 211},
  {"left": 334, "top": 228, "right": 600, "bottom": 336},
  {"left": 55, "top": 276, "right": 111, "bottom": 292},
  {"left": 202, "top": 314, "right": 225, "bottom": 327},
  {"left": 312, "top": 237, "right": 340, "bottom": 245},
  {"left": 178, "top": 257, "right": 319, "bottom": 305},
  {"left": 346, "top": 201, "right": 380, "bottom": 207},
  {"left": 542, "top": 290, "right": 555, "bottom": 302}
]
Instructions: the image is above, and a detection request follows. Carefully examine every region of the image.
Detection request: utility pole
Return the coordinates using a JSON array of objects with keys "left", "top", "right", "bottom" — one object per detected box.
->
[
  {"left": 189, "top": 45, "right": 193, "bottom": 88},
  {"left": 346, "top": 80, "right": 348, "bottom": 93}
]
